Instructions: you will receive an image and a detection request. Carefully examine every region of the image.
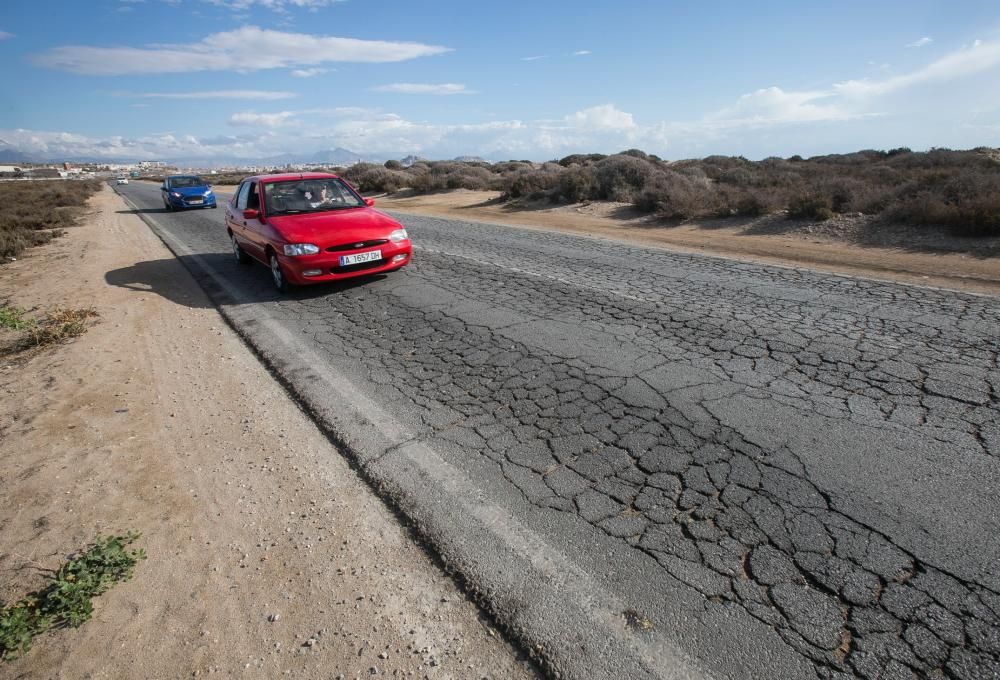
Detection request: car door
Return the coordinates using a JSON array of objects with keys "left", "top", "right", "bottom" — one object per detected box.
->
[
  {"left": 228, "top": 180, "right": 251, "bottom": 247},
  {"left": 239, "top": 181, "right": 267, "bottom": 260}
]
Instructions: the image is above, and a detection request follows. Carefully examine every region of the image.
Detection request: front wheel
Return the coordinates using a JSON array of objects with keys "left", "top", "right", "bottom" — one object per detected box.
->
[
  {"left": 232, "top": 234, "right": 251, "bottom": 265},
  {"left": 269, "top": 253, "right": 293, "bottom": 293}
]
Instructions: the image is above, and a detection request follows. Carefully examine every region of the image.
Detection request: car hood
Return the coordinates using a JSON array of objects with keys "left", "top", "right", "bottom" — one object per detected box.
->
[
  {"left": 171, "top": 186, "right": 211, "bottom": 196},
  {"left": 267, "top": 208, "right": 402, "bottom": 245}
]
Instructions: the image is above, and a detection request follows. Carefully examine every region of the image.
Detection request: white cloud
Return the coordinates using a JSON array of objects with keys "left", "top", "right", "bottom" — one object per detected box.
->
[
  {"left": 229, "top": 111, "right": 298, "bottom": 127},
  {"left": 705, "top": 86, "right": 858, "bottom": 126},
  {"left": 372, "top": 83, "right": 475, "bottom": 95},
  {"left": 906, "top": 37, "right": 933, "bottom": 48},
  {"left": 0, "top": 32, "right": 13, "bottom": 40},
  {"left": 0, "top": 127, "right": 271, "bottom": 161},
  {"left": 134, "top": 90, "right": 297, "bottom": 100},
  {"left": 520, "top": 55, "right": 547, "bottom": 61},
  {"left": 33, "top": 26, "right": 451, "bottom": 75},
  {"left": 836, "top": 38, "right": 1000, "bottom": 97},
  {"left": 564, "top": 104, "right": 636, "bottom": 130},
  {"left": 290, "top": 67, "right": 328, "bottom": 78},
  {"left": 572, "top": 50, "right": 591, "bottom": 56}
]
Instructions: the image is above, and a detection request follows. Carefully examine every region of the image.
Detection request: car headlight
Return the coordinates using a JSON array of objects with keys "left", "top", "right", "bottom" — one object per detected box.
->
[
  {"left": 170, "top": 191, "right": 181, "bottom": 197},
  {"left": 204, "top": 190, "right": 213, "bottom": 197},
  {"left": 283, "top": 243, "right": 320, "bottom": 256},
  {"left": 388, "top": 228, "right": 409, "bottom": 243}
]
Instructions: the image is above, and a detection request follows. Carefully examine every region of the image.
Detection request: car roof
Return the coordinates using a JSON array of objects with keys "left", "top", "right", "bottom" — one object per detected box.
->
[{"left": 244, "top": 172, "right": 342, "bottom": 183}]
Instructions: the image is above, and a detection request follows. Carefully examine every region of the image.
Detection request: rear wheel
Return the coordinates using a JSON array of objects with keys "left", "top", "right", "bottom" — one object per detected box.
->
[
  {"left": 232, "top": 234, "right": 251, "bottom": 265},
  {"left": 269, "top": 252, "right": 293, "bottom": 293}
]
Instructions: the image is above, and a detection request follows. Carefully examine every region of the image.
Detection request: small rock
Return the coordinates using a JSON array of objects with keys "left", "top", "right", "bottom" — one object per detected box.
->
[{"left": 268, "top": 613, "right": 280, "bottom": 622}]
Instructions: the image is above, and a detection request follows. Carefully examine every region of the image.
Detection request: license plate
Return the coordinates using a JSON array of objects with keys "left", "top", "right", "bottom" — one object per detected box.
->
[
  {"left": 339, "top": 250, "right": 382, "bottom": 266},
  {"left": 188, "top": 198, "right": 203, "bottom": 204}
]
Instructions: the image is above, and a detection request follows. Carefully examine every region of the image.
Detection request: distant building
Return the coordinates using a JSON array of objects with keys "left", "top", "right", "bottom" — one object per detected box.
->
[{"left": 28, "top": 168, "right": 63, "bottom": 179}]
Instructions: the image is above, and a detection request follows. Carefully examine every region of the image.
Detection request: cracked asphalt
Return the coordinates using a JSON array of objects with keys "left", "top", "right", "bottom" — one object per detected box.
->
[{"left": 116, "top": 182, "right": 1000, "bottom": 680}]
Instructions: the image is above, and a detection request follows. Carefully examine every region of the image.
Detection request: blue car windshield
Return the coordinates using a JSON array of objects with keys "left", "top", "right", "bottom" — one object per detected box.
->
[
  {"left": 264, "top": 178, "right": 365, "bottom": 215},
  {"left": 169, "top": 176, "right": 205, "bottom": 188}
]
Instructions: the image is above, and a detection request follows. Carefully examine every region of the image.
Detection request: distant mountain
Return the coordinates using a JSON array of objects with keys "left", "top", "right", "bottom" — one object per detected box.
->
[
  {"left": 453, "top": 155, "right": 487, "bottom": 163},
  {"left": 310, "top": 147, "right": 364, "bottom": 165},
  {"left": 0, "top": 140, "right": 38, "bottom": 163}
]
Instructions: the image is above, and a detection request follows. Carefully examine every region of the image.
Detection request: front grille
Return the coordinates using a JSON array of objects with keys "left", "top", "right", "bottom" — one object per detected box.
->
[
  {"left": 326, "top": 239, "right": 388, "bottom": 252},
  {"left": 333, "top": 258, "right": 385, "bottom": 274}
]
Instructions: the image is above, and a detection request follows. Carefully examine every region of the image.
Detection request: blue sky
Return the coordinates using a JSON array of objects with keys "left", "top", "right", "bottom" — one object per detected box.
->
[{"left": 1, "top": 0, "right": 999, "bottom": 163}]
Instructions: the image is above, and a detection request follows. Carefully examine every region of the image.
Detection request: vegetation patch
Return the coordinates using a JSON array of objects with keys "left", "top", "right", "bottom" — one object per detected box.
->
[
  {"left": 0, "top": 304, "right": 98, "bottom": 354},
  {"left": 326, "top": 147, "right": 1000, "bottom": 237},
  {"left": 0, "top": 532, "right": 145, "bottom": 661},
  {"left": 0, "top": 180, "right": 101, "bottom": 260}
]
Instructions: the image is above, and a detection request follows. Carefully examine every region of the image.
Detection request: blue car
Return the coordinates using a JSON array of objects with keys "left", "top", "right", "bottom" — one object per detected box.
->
[{"left": 161, "top": 174, "right": 217, "bottom": 211}]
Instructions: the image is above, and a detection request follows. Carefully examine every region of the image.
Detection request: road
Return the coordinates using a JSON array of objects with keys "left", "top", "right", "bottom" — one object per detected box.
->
[{"left": 113, "top": 181, "right": 1000, "bottom": 680}]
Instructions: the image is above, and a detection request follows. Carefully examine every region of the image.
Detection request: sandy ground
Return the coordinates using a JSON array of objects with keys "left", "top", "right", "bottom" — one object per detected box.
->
[
  {"left": 0, "top": 186, "right": 536, "bottom": 679},
  {"left": 375, "top": 190, "right": 1000, "bottom": 296}
]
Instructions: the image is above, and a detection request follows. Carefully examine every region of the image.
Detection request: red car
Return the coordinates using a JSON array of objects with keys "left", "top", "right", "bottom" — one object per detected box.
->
[{"left": 225, "top": 172, "right": 412, "bottom": 292}]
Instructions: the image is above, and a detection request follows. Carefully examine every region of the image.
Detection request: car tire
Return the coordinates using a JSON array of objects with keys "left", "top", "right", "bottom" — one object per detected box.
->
[
  {"left": 164, "top": 201, "right": 173, "bottom": 211},
  {"left": 269, "top": 252, "right": 293, "bottom": 293},
  {"left": 232, "top": 234, "right": 251, "bottom": 265}
]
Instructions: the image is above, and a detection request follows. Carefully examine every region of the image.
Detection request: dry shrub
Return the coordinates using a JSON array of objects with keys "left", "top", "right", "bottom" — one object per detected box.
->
[
  {"left": 634, "top": 170, "right": 716, "bottom": 218},
  {"left": 0, "top": 180, "right": 101, "bottom": 259},
  {"left": 593, "top": 155, "right": 660, "bottom": 202},
  {"left": 554, "top": 167, "right": 598, "bottom": 202},
  {"left": 787, "top": 194, "right": 834, "bottom": 221},
  {"left": 507, "top": 169, "right": 560, "bottom": 199},
  {"left": 28, "top": 307, "right": 99, "bottom": 346}
]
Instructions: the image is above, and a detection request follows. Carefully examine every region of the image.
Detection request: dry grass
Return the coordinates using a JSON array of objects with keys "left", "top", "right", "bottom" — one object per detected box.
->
[
  {"left": 27, "top": 307, "right": 99, "bottom": 347},
  {"left": 0, "top": 304, "right": 99, "bottom": 355},
  {"left": 0, "top": 180, "right": 101, "bottom": 259}
]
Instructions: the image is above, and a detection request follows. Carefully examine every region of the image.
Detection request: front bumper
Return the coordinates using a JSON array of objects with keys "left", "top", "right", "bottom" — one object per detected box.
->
[
  {"left": 168, "top": 194, "right": 216, "bottom": 209},
  {"left": 280, "top": 242, "right": 412, "bottom": 285}
]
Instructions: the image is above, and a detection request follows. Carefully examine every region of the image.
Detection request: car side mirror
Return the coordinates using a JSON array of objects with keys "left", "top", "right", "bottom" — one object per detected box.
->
[
  {"left": 364, "top": 198, "right": 375, "bottom": 207},
  {"left": 242, "top": 208, "right": 259, "bottom": 220},
  {"left": 161, "top": 184, "right": 167, "bottom": 190}
]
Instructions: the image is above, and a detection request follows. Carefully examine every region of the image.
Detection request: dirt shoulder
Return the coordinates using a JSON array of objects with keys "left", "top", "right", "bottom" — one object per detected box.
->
[
  {"left": 0, "top": 186, "right": 535, "bottom": 678},
  {"left": 377, "top": 190, "right": 1000, "bottom": 296}
]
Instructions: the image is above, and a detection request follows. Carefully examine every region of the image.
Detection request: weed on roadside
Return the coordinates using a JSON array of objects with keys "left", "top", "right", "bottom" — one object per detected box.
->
[
  {"left": 0, "top": 305, "right": 99, "bottom": 356},
  {"left": 0, "top": 305, "right": 30, "bottom": 331},
  {"left": 27, "top": 307, "right": 99, "bottom": 347},
  {"left": 0, "top": 532, "right": 146, "bottom": 661}
]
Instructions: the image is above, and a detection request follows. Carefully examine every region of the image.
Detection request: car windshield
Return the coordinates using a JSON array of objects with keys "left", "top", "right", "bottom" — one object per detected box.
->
[
  {"left": 263, "top": 178, "right": 366, "bottom": 215},
  {"left": 169, "top": 176, "right": 205, "bottom": 188}
]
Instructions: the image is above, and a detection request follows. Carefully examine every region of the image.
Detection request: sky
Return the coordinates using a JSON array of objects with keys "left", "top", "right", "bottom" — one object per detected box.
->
[{"left": 0, "top": 0, "right": 999, "bottom": 163}]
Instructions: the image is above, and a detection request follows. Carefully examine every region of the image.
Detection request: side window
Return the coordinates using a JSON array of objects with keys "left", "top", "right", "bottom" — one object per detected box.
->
[
  {"left": 236, "top": 181, "right": 251, "bottom": 210},
  {"left": 247, "top": 182, "right": 260, "bottom": 210}
]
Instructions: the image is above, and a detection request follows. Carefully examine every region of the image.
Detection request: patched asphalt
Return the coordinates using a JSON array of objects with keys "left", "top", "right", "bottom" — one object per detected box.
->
[{"left": 115, "top": 182, "right": 1000, "bottom": 680}]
